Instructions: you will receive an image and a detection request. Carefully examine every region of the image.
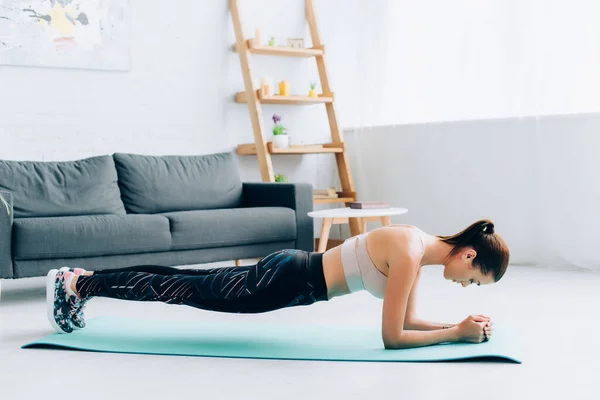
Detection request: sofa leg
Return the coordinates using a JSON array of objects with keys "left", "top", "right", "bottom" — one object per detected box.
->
[{"left": 235, "top": 260, "right": 241, "bottom": 267}]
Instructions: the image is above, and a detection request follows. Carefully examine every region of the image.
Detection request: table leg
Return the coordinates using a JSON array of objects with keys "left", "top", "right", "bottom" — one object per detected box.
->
[
  {"left": 361, "top": 218, "right": 368, "bottom": 233},
  {"left": 348, "top": 217, "right": 362, "bottom": 237},
  {"left": 318, "top": 218, "right": 334, "bottom": 253},
  {"left": 381, "top": 216, "right": 392, "bottom": 226}
]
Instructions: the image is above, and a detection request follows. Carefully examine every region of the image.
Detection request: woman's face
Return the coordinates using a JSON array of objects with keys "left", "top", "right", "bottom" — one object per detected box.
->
[{"left": 443, "top": 248, "right": 496, "bottom": 287}]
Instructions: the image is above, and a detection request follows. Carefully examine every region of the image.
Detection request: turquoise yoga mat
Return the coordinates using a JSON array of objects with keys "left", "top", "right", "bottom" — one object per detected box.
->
[{"left": 22, "top": 316, "right": 522, "bottom": 363}]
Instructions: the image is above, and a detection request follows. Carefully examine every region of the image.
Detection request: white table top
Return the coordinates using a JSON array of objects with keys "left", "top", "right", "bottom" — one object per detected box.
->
[{"left": 307, "top": 207, "right": 408, "bottom": 218}]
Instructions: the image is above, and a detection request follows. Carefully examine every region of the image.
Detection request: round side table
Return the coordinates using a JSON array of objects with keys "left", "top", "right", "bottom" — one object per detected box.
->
[{"left": 308, "top": 207, "right": 408, "bottom": 252}]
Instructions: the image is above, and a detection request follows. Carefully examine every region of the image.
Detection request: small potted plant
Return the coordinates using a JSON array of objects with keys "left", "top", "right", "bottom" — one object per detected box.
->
[
  {"left": 274, "top": 173, "right": 288, "bottom": 182},
  {"left": 271, "top": 114, "right": 290, "bottom": 149},
  {"left": 308, "top": 82, "right": 318, "bottom": 98},
  {"left": 268, "top": 36, "right": 276, "bottom": 46}
]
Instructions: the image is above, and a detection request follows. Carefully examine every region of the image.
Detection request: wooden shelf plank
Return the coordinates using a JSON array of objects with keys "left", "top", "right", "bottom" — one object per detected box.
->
[
  {"left": 237, "top": 144, "right": 263, "bottom": 155},
  {"left": 242, "top": 39, "right": 324, "bottom": 57},
  {"left": 236, "top": 90, "right": 333, "bottom": 105},
  {"left": 313, "top": 196, "right": 355, "bottom": 204},
  {"left": 238, "top": 143, "right": 344, "bottom": 155},
  {"left": 314, "top": 191, "right": 356, "bottom": 204}
]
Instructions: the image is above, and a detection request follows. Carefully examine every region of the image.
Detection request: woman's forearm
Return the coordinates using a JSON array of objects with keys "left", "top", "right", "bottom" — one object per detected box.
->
[
  {"left": 405, "top": 317, "right": 456, "bottom": 331},
  {"left": 384, "top": 326, "right": 460, "bottom": 349}
]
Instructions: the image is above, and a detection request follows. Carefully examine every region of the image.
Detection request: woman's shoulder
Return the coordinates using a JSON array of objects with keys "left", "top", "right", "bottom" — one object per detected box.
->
[{"left": 369, "top": 224, "right": 425, "bottom": 262}]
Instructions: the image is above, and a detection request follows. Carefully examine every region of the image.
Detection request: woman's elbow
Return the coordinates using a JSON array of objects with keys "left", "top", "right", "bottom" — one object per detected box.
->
[
  {"left": 383, "top": 339, "right": 409, "bottom": 350},
  {"left": 382, "top": 333, "right": 409, "bottom": 350},
  {"left": 383, "top": 340, "right": 398, "bottom": 350}
]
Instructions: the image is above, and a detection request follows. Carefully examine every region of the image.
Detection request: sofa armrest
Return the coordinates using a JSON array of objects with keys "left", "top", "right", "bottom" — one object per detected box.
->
[
  {"left": 242, "top": 182, "right": 314, "bottom": 252},
  {"left": 0, "top": 191, "right": 14, "bottom": 278}
]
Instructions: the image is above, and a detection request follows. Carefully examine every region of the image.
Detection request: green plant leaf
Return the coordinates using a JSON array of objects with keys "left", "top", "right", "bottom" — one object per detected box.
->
[
  {"left": 272, "top": 124, "right": 286, "bottom": 135},
  {"left": 274, "top": 173, "right": 288, "bottom": 183}
]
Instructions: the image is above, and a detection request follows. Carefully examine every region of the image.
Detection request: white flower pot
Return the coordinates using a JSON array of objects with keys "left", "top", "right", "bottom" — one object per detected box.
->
[{"left": 272, "top": 134, "right": 290, "bottom": 149}]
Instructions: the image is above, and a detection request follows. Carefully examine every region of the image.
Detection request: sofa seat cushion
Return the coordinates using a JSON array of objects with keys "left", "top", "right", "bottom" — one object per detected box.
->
[
  {"left": 0, "top": 155, "right": 125, "bottom": 218},
  {"left": 12, "top": 214, "right": 171, "bottom": 260},
  {"left": 113, "top": 152, "right": 244, "bottom": 214},
  {"left": 162, "top": 207, "right": 296, "bottom": 251}
]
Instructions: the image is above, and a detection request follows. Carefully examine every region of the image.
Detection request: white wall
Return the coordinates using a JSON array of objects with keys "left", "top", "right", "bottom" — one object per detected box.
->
[
  {"left": 340, "top": 0, "right": 600, "bottom": 269},
  {"left": 358, "top": 0, "right": 600, "bottom": 127},
  {"left": 0, "top": 0, "right": 372, "bottom": 163},
  {"left": 345, "top": 118, "right": 537, "bottom": 265},
  {"left": 344, "top": 112, "right": 600, "bottom": 269},
  {"left": 0, "top": 1, "right": 232, "bottom": 160}
]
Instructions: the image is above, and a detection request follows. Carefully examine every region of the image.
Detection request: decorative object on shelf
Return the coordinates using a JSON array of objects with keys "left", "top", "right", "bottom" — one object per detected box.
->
[
  {"left": 278, "top": 80, "right": 290, "bottom": 96},
  {"left": 260, "top": 77, "right": 274, "bottom": 96},
  {"left": 313, "top": 187, "right": 338, "bottom": 198},
  {"left": 308, "top": 82, "right": 318, "bottom": 97},
  {"left": 272, "top": 114, "right": 290, "bottom": 149},
  {"left": 254, "top": 28, "right": 262, "bottom": 46},
  {"left": 268, "top": 36, "right": 276, "bottom": 46},
  {"left": 349, "top": 201, "right": 391, "bottom": 209},
  {"left": 287, "top": 38, "right": 305, "bottom": 48},
  {"left": 274, "top": 173, "right": 288, "bottom": 182}
]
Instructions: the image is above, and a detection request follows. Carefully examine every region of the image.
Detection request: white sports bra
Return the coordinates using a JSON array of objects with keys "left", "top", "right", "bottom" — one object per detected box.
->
[{"left": 340, "top": 230, "right": 425, "bottom": 299}]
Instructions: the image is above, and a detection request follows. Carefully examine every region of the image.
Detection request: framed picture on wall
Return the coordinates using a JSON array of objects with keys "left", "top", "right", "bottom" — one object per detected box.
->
[
  {"left": 287, "top": 38, "right": 304, "bottom": 49},
  {"left": 0, "top": 0, "right": 131, "bottom": 71}
]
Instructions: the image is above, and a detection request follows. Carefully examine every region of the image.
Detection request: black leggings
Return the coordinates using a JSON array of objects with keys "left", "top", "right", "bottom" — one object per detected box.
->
[{"left": 75, "top": 249, "right": 329, "bottom": 313}]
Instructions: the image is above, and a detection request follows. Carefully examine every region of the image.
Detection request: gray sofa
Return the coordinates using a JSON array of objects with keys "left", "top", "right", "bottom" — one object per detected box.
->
[{"left": 0, "top": 151, "right": 313, "bottom": 280}]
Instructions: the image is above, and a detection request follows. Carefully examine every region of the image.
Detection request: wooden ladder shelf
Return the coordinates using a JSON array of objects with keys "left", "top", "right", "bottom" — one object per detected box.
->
[{"left": 229, "top": 0, "right": 361, "bottom": 237}]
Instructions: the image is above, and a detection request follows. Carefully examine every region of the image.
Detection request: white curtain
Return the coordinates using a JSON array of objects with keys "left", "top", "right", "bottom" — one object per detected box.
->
[{"left": 343, "top": 0, "right": 600, "bottom": 271}]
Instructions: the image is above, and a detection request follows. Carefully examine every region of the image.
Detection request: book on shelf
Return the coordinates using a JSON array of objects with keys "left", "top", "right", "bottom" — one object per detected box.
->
[{"left": 349, "top": 201, "right": 391, "bottom": 209}]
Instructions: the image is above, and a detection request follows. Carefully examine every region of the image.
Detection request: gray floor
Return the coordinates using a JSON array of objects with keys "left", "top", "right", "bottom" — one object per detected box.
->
[{"left": 1, "top": 262, "right": 599, "bottom": 400}]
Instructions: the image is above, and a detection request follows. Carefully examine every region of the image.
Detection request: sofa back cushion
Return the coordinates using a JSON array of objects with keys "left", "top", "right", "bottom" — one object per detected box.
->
[
  {"left": 113, "top": 152, "right": 243, "bottom": 213},
  {"left": 0, "top": 155, "right": 126, "bottom": 218}
]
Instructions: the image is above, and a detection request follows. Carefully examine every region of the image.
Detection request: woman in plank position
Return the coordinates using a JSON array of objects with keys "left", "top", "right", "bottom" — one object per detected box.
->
[{"left": 47, "top": 218, "right": 509, "bottom": 349}]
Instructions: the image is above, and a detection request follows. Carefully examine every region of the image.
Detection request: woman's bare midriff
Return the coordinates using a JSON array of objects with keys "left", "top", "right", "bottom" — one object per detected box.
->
[{"left": 321, "top": 224, "right": 420, "bottom": 300}]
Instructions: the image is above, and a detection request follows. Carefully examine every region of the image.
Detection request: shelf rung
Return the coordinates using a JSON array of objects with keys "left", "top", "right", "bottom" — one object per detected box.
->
[
  {"left": 237, "top": 143, "right": 344, "bottom": 155},
  {"left": 235, "top": 90, "right": 333, "bottom": 105},
  {"left": 313, "top": 196, "right": 355, "bottom": 204},
  {"left": 313, "top": 191, "right": 356, "bottom": 204},
  {"left": 238, "top": 39, "right": 324, "bottom": 57}
]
